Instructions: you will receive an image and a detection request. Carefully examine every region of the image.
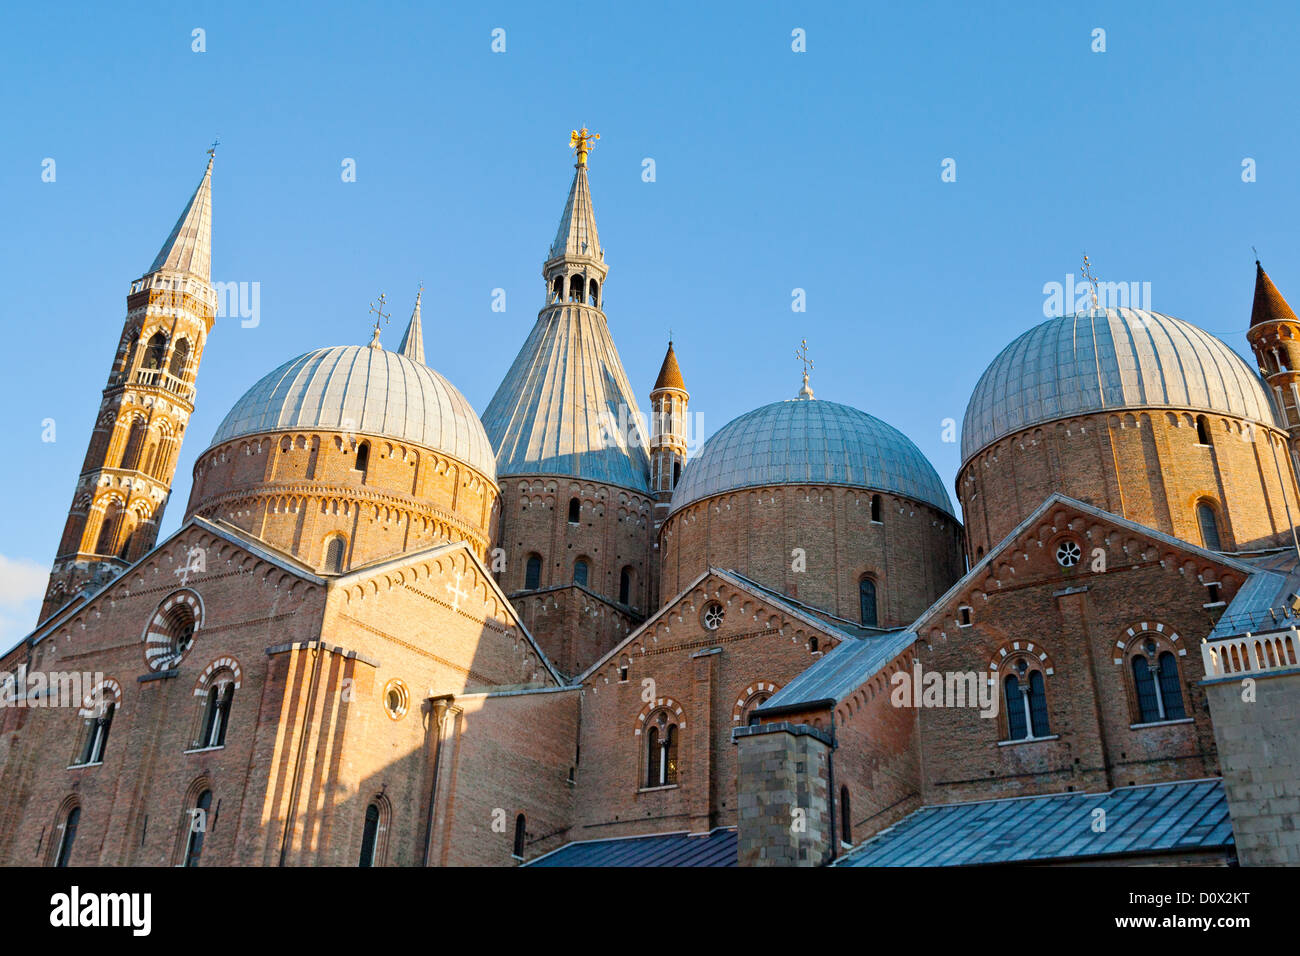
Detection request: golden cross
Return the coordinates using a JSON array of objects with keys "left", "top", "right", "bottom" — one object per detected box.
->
[
  {"left": 1081, "top": 254, "right": 1101, "bottom": 310},
  {"left": 369, "top": 293, "right": 391, "bottom": 333},
  {"left": 569, "top": 127, "right": 600, "bottom": 165},
  {"left": 795, "top": 338, "right": 814, "bottom": 378}
]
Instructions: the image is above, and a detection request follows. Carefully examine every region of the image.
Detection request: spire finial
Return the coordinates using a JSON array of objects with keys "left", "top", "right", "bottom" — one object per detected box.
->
[
  {"left": 569, "top": 126, "right": 600, "bottom": 167},
  {"left": 794, "top": 338, "right": 815, "bottom": 400},
  {"left": 1081, "top": 254, "right": 1101, "bottom": 311},
  {"left": 206, "top": 137, "right": 220, "bottom": 165},
  {"left": 368, "top": 292, "right": 390, "bottom": 349}
]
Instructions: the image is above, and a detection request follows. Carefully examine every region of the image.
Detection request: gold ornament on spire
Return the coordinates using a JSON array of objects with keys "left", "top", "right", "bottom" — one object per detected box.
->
[{"left": 569, "top": 127, "right": 600, "bottom": 166}]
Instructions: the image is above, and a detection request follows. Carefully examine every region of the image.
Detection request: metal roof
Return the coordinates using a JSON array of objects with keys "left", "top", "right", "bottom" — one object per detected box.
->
[
  {"left": 961, "top": 308, "right": 1279, "bottom": 463},
  {"left": 210, "top": 344, "right": 497, "bottom": 479},
  {"left": 759, "top": 628, "right": 916, "bottom": 710},
  {"left": 147, "top": 155, "right": 213, "bottom": 281},
  {"left": 669, "top": 397, "right": 954, "bottom": 517},
  {"left": 837, "top": 779, "right": 1233, "bottom": 866},
  {"left": 526, "top": 828, "right": 737, "bottom": 867}
]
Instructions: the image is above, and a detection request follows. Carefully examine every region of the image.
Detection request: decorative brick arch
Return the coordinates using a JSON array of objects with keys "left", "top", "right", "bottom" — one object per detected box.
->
[
  {"left": 1114, "top": 620, "right": 1184, "bottom": 665},
  {"left": 732, "top": 681, "right": 781, "bottom": 723},
  {"left": 78, "top": 678, "right": 122, "bottom": 718},
  {"left": 988, "top": 639, "right": 1055, "bottom": 678},
  {"left": 192, "top": 656, "right": 242, "bottom": 696},
  {"left": 141, "top": 588, "right": 204, "bottom": 669},
  {"left": 634, "top": 697, "right": 686, "bottom": 736}
]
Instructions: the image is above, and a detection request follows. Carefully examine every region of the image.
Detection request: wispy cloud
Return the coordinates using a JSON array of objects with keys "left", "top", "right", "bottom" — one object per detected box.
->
[{"left": 0, "top": 555, "right": 46, "bottom": 655}]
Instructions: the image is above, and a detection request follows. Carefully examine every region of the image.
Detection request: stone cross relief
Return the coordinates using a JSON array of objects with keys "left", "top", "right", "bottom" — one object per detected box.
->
[{"left": 446, "top": 569, "right": 471, "bottom": 611}]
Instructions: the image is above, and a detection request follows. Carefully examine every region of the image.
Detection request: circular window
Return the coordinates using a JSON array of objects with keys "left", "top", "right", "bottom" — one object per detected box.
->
[
  {"left": 143, "top": 591, "right": 201, "bottom": 671},
  {"left": 1055, "top": 540, "right": 1082, "bottom": 568},
  {"left": 383, "top": 679, "right": 409, "bottom": 720},
  {"left": 702, "top": 602, "right": 725, "bottom": 631}
]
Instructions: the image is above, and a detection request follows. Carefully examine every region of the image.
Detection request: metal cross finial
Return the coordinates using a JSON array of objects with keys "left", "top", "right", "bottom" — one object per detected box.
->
[
  {"left": 369, "top": 292, "right": 391, "bottom": 333},
  {"left": 795, "top": 338, "right": 814, "bottom": 378},
  {"left": 1081, "top": 254, "right": 1101, "bottom": 310},
  {"left": 207, "top": 137, "right": 221, "bottom": 158}
]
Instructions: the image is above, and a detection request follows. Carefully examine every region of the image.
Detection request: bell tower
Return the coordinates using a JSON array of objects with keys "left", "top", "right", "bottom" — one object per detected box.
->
[
  {"left": 39, "top": 153, "right": 217, "bottom": 624},
  {"left": 649, "top": 340, "right": 689, "bottom": 515},
  {"left": 1246, "top": 260, "right": 1300, "bottom": 459}
]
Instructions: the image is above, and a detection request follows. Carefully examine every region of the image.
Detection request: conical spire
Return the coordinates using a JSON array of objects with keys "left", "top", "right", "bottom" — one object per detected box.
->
[
  {"left": 1251, "top": 260, "right": 1298, "bottom": 327},
  {"left": 654, "top": 341, "right": 686, "bottom": 392},
  {"left": 398, "top": 288, "right": 425, "bottom": 364},
  {"left": 548, "top": 161, "right": 603, "bottom": 265},
  {"left": 147, "top": 154, "right": 214, "bottom": 281}
]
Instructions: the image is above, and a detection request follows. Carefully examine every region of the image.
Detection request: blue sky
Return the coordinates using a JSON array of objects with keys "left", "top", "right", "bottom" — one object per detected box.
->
[{"left": 2, "top": 1, "right": 1298, "bottom": 647}]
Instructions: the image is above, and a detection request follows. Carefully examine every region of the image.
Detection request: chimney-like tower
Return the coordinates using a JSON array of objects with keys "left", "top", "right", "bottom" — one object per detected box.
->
[
  {"left": 1246, "top": 260, "right": 1300, "bottom": 461},
  {"left": 649, "top": 340, "right": 689, "bottom": 515},
  {"left": 39, "top": 154, "right": 216, "bottom": 624}
]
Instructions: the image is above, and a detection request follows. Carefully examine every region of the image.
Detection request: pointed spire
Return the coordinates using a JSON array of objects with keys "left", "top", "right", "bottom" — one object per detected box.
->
[
  {"left": 398, "top": 287, "right": 425, "bottom": 364},
  {"left": 1251, "top": 260, "right": 1298, "bottom": 327},
  {"left": 549, "top": 158, "right": 603, "bottom": 265},
  {"left": 147, "top": 153, "right": 214, "bottom": 281},
  {"left": 654, "top": 341, "right": 686, "bottom": 392}
]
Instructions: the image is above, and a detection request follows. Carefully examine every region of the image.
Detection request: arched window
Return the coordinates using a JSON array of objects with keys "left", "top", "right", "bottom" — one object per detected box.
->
[
  {"left": 323, "top": 536, "right": 346, "bottom": 573},
  {"left": 619, "top": 566, "right": 633, "bottom": 605},
  {"left": 1197, "top": 501, "right": 1222, "bottom": 551},
  {"left": 1195, "top": 415, "right": 1212, "bottom": 445},
  {"left": 76, "top": 702, "right": 115, "bottom": 766},
  {"left": 809, "top": 636, "right": 819, "bottom": 652},
  {"left": 168, "top": 338, "right": 190, "bottom": 379},
  {"left": 54, "top": 806, "right": 80, "bottom": 867},
  {"left": 573, "top": 558, "right": 589, "bottom": 587},
  {"left": 198, "top": 675, "right": 235, "bottom": 748},
  {"left": 644, "top": 714, "right": 679, "bottom": 787},
  {"left": 359, "top": 804, "right": 381, "bottom": 867},
  {"left": 1130, "top": 640, "right": 1187, "bottom": 723},
  {"left": 859, "top": 577, "right": 878, "bottom": 627},
  {"left": 569, "top": 275, "right": 584, "bottom": 302},
  {"left": 567, "top": 497, "right": 581, "bottom": 523},
  {"left": 870, "top": 494, "right": 882, "bottom": 523},
  {"left": 512, "top": 814, "right": 527, "bottom": 859},
  {"left": 182, "top": 789, "right": 212, "bottom": 867},
  {"left": 618, "top": 656, "right": 630, "bottom": 682},
  {"left": 551, "top": 275, "right": 564, "bottom": 302},
  {"left": 1002, "top": 658, "right": 1051, "bottom": 741},
  {"left": 840, "top": 786, "right": 852, "bottom": 845},
  {"left": 525, "top": 553, "right": 542, "bottom": 590},
  {"left": 588, "top": 280, "right": 599, "bottom": 307},
  {"left": 673, "top": 460, "right": 682, "bottom": 485},
  {"left": 354, "top": 440, "right": 370, "bottom": 476},
  {"left": 120, "top": 418, "right": 148, "bottom": 471},
  {"left": 144, "top": 331, "right": 167, "bottom": 369}
]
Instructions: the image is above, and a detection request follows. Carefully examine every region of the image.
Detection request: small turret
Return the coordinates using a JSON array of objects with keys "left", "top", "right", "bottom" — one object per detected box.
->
[
  {"left": 1246, "top": 260, "right": 1300, "bottom": 455},
  {"left": 650, "top": 340, "right": 689, "bottom": 507}
]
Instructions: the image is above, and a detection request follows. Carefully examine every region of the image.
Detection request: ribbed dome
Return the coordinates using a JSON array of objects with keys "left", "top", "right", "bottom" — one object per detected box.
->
[
  {"left": 210, "top": 345, "right": 497, "bottom": 480},
  {"left": 962, "top": 309, "right": 1279, "bottom": 463},
  {"left": 669, "top": 398, "right": 953, "bottom": 517}
]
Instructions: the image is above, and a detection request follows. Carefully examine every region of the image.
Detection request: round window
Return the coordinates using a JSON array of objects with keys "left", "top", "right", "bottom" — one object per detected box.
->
[
  {"left": 1055, "top": 540, "right": 1082, "bottom": 568},
  {"left": 383, "top": 679, "right": 409, "bottom": 720},
  {"left": 702, "top": 602, "right": 725, "bottom": 631}
]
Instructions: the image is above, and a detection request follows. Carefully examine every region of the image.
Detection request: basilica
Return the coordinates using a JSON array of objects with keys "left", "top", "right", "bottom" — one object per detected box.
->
[{"left": 1, "top": 131, "right": 1297, "bottom": 867}]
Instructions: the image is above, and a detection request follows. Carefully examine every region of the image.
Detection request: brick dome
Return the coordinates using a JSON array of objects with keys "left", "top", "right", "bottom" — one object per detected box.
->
[
  {"left": 669, "top": 397, "right": 954, "bottom": 517},
  {"left": 962, "top": 308, "right": 1278, "bottom": 464},
  {"left": 210, "top": 344, "right": 496, "bottom": 479}
]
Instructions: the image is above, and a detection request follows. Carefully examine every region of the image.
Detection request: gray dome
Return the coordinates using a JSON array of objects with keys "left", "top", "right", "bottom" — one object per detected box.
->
[
  {"left": 669, "top": 398, "right": 953, "bottom": 517},
  {"left": 210, "top": 345, "right": 497, "bottom": 480},
  {"left": 961, "top": 308, "right": 1279, "bottom": 463}
]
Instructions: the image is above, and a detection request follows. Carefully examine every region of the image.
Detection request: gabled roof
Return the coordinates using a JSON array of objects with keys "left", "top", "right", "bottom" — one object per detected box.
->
[
  {"left": 1250, "top": 261, "right": 1298, "bottom": 327},
  {"left": 525, "top": 828, "right": 736, "bottom": 867},
  {"left": 909, "top": 494, "right": 1262, "bottom": 641},
  {"left": 28, "top": 515, "right": 323, "bottom": 647},
  {"left": 758, "top": 628, "right": 915, "bottom": 712},
  {"left": 576, "top": 567, "right": 860, "bottom": 683},
  {"left": 146, "top": 155, "right": 213, "bottom": 282},
  {"left": 836, "top": 778, "right": 1233, "bottom": 866}
]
